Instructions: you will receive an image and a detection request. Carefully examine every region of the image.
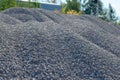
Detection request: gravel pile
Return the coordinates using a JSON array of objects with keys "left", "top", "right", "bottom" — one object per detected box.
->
[{"left": 0, "top": 8, "right": 120, "bottom": 80}]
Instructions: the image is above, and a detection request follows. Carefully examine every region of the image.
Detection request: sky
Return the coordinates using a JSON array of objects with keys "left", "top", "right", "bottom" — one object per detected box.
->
[{"left": 101, "top": 0, "right": 120, "bottom": 18}]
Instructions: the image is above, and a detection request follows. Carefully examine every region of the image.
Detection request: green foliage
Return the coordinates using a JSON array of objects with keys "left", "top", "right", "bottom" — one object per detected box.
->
[
  {"left": 83, "top": 0, "right": 103, "bottom": 16},
  {"left": 66, "top": 10, "right": 82, "bottom": 15},
  {"left": 82, "top": 0, "right": 118, "bottom": 23},
  {"left": 118, "top": 22, "right": 120, "bottom": 26},
  {"left": 27, "top": 0, "right": 40, "bottom": 8},
  {"left": 62, "top": 0, "right": 119, "bottom": 23},
  {"left": 107, "top": 4, "right": 118, "bottom": 22},
  {"left": 62, "top": 4, "right": 67, "bottom": 14},
  {"left": 62, "top": 0, "right": 80, "bottom": 14},
  {"left": 16, "top": 0, "right": 40, "bottom": 8},
  {"left": 0, "top": 0, "right": 40, "bottom": 11},
  {"left": 51, "top": 0, "right": 56, "bottom": 3},
  {"left": 0, "top": 0, "right": 16, "bottom": 11},
  {"left": 99, "top": 9, "right": 109, "bottom": 21},
  {"left": 100, "top": 4, "right": 118, "bottom": 23}
]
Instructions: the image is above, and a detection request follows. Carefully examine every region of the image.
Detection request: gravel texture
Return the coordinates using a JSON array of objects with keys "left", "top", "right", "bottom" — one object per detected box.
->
[{"left": 0, "top": 8, "right": 120, "bottom": 80}]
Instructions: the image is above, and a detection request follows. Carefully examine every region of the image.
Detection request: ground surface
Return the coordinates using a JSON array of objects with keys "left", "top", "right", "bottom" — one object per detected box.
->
[{"left": 0, "top": 8, "right": 120, "bottom": 80}]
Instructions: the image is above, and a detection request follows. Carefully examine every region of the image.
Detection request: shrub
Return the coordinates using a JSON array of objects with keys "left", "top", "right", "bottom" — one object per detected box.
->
[{"left": 66, "top": 10, "right": 82, "bottom": 15}]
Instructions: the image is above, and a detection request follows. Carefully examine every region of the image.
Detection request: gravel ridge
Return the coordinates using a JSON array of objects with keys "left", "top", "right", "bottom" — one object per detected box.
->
[{"left": 0, "top": 8, "right": 120, "bottom": 80}]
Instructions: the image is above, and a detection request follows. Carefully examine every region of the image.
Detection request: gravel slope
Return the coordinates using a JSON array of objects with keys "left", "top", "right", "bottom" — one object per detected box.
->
[{"left": 0, "top": 8, "right": 120, "bottom": 80}]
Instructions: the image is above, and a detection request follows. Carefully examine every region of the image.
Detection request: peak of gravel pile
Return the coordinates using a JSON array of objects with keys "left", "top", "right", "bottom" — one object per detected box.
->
[{"left": 0, "top": 8, "right": 120, "bottom": 80}]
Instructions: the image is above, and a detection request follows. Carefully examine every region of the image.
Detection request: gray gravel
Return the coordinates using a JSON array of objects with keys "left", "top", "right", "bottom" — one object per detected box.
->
[{"left": 0, "top": 8, "right": 120, "bottom": 80}]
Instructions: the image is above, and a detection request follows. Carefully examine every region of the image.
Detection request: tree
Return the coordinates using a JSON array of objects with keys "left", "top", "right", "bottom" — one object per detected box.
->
[
  {"left": 51, "top": 0, "right": 56, "bottom": 3},
  {"left": 0, "top": 0, "right": 16, "bottom": 11},
  {"left": 108, "top": 4, "right": 118, "bottom": 22},
  {"left": 32, "top": 0, "right": 40, "bottom": 8},
  {"left": 16, "top": 0, "right": 23, "bottom": 7},
  {"left": 83, "top": 0, "right": 103, "bottom": 16},
  {"left": 0, "top": 0, "right": 3, "bottom": 11},
  {"left": 17, "top": 0, "right": 40, "bottom": 8},
  {"left": 99, "top": 8, "right": 109, "bottom": 21},
  {"left": 63, "top": 0, "right": 80, "bottom": 13},
  {"left": 28, "top": 0, "right": 31, "bottom": 8}
]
